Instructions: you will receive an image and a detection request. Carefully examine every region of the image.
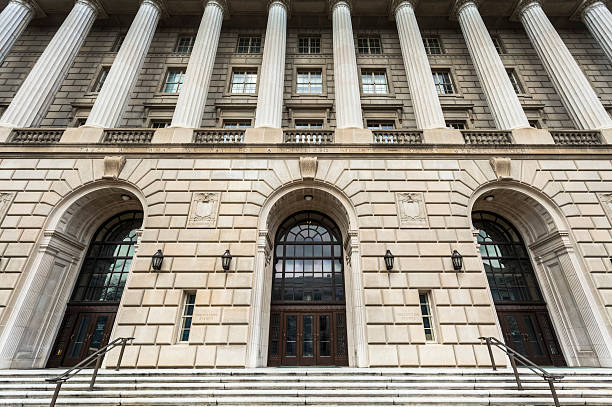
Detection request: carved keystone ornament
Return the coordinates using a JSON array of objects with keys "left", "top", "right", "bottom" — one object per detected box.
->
[{"left": 103, "top": 156, "right": 126, "bottom": 179}]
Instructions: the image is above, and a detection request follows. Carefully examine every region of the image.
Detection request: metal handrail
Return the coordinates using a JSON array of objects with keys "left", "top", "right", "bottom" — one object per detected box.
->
[
  {"left": 479, "top": 336, "right": 563, "bottom": 407},
  {"left": 45, "top": 337, "right": 134, "bottom": 407}
]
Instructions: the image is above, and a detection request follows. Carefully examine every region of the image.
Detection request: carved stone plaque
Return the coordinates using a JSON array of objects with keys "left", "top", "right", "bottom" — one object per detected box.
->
[
  {"left": 0, "top": 192, "right": 15, "bottom": 223},
  {"left": 395, "top": 192, "right": 429, "bottom": 228},
  {"left": 597, "top": 193, "right": 612, "bottom": 222},
  {"left": 187, "top": 192, "right": 220, "bottom": 228}
]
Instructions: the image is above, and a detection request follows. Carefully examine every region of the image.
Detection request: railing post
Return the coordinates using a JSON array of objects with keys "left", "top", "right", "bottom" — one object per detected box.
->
[
  {"left": 509, "top": 354, "right": 522, "bottom": 391},
  {"left": 49, "top": 382, "right": 62, "bottom": 407},
  {"left": 89, "top": 354, "right": 103, "bottom": 390},
  {"left": 115, "top": 338, "right": 128, "bottom": 371},
  {"left": 547, "top": 377, "right": 561, "bottom": 407},
  {"left": 484, "top": 337, "right": 497, "bottom": 371}
]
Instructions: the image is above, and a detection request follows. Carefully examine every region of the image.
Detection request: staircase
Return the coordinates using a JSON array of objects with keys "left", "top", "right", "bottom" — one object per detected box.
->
[{"left": 1, "top": 367, "right": 611, "bottom": 406}]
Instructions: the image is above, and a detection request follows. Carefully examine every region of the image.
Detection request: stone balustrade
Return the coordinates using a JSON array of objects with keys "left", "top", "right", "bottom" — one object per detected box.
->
[
  {"left": 372, "top": 130, "right": 423, "bottom": 144},
  {"left": 550, "top": 130, "right": 603, "bottom": 146},
  {"left": 8, "top": 128, "right": 64, "bottom": 143},
  {"left": 194, "top": 129, "right": 245, "bottom": 144},
  {"left": 462, "top": 130, "right": 512, "bottom": 145},
  {"left": 284, "top": 129, "right": 335, "bottom": 144},
  {"left": 102, "top": 129, "right": 155, "bottom": 144}
]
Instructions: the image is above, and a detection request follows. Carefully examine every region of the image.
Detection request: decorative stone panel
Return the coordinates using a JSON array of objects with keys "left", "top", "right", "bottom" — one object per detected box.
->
[
  {"left": 395, "top": 192, "right": 429, "bottom": 228},
  {"left": 0, "top": 192, "right": 15, "bottom": 222},
  {"left": 187, "top": 192, "right": 220, "bottom": 228}
]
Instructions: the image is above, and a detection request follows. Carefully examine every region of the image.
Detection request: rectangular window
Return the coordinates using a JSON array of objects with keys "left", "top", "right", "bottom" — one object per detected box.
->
[
  {"left": 419, "top": 292, "right": 435, "bottom": 341},
  {"left": 361, "top": 69, "right": 388, "bottom": 94},
  {"left": 176, "top": 36, "right": 195, "bottom": 53},
  {"left": 357, "top": 37, "right": 382, "bottom": 54},
  {"left": 150, "top": 120, "right": 171, "bottom": 128},
  {"left": 432, "top": 70, "right": 454, "bottom": 95},
  {"left": 113, "top": 35, "right": 125, "bottom": 52},
  {"left": 178, "top": 292, "right": 196, "bottom": 342},
  {"left": 446, "top": 121, "right": 467, "bottom": 130},
  {"left": 296, "top": 69, "right": 323, "bottom": 94},
  {"left": 507, "top": 69, "right": 524, "bottom": 94},
  {"left": 75, "top": 118, "right": 87, "bottom": 127},
  {"left": 367, "top": 120, "right": 395, "bottom": 130},
  {"left": 236, "top": 36, "right": 261, "bottom": 53},
  {"left": 92, "top": 67, "right": 110, "bottom": 93},
  {"left": 162, "top": 68, "right": 186, "bottom": 93},
  {"left": 231, "top": 69, "right": 258, "bottom": 94},
  {"left": 295, "top": 120, "right": 323, "bottom": 129},
  {"left": 223, "top": 120, "right": 251, "bottom": 129},
  {"left": 423, "top": 37, "right": 443, "bottom": 54},
  {"left": 491, "top": 36, "right": 505, "bottom": 54},
  {"left": 528, "top": 119, "right": 541, "bottom": 129},
  {"left": 298, "top": 36, "right": 321, "bottom": 54}
]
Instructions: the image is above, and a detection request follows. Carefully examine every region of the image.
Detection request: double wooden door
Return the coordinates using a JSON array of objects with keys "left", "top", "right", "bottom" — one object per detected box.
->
[
  {"left": 498, "top": 306, "right": 565, "bottom": 367},
  {"left": 47, "top": 304, "right": 118, "bottom": 368},
  {"left": 268, "top": 306, "right": 348, "bottom": 366}
]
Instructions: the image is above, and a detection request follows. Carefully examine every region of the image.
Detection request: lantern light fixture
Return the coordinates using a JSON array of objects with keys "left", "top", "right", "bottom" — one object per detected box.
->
[
  {"left": 152, "top": 249, "right": 164, "bottom": 271},
  {"left": 384, "top": 249, "right": 394, "bottom": 271},
  {"left": 222, "top": 249, "right": 232, "bottom": 271},
  {"left": 451, "top": 250, "right": 463, "bottom": 271}
]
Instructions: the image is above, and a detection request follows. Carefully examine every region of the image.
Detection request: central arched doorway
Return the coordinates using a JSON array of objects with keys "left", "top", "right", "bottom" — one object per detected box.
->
[
  {"left": 46, "top": 210, "right": 143, "bottom": 367},
  {"left": 473, "top": 210, "right": 565, "bottom": 366},
  {"left": 267, "top": 211, "right": 349, "bottom": 366}
]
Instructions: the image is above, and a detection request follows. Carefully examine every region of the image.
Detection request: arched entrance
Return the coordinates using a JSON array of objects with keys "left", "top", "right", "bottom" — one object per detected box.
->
[
  {"left": 47, "top": 211, "right": 143, "bottom": 367},
  {"left": 267, "top": 211, "right": 348, "bottom": 366},
  {"left": 473, "top": 211, "right": 565, "bottom": 366}
]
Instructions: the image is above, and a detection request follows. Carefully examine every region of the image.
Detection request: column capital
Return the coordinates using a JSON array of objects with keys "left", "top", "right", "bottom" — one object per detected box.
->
[
  {"left": 390, "top": 0, "right": 419, "bottom": 17},
  {"left": 576, "top": 0, "right": 609, "bottom": 19},
  {"left": 75, "top": 0, "right": 107, "bottom": 17},
  {"left": 142, "top": 0, "right": 169, "bottom": 18},
  {"left": 511, "top": 0, "right": 544, "bottom": 20},
  {"left": 205, "top": 0, "right": 228, "bottom": 15},
  {"left": 328, "top": 0, "right": 353, "bottom": 14},
  {"left": 267, "top": 0, "right": 292, "bottom": 17},
  {"left": 451, "top": 0, "right": 479, "bottom": 20}
]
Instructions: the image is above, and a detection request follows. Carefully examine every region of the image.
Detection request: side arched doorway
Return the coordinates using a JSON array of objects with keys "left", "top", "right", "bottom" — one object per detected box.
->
[
  {"left": 267, "top": 211, "right": 349, "bottom": 366},
  {"left": 473, "top": 211, "right": 565, "bottom": 366},
  {"left": 46, "top": 210, "right": 143, "bottom": 368}
]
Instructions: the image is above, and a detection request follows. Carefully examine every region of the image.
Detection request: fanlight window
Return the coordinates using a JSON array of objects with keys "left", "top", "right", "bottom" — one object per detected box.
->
[
  {"left": 472, "top": 211, "right": 543, "bottom": 304},
  {"left": 71, "top": 211, "right": 143, "bottom": 302},
  {"left": 272, "top": 211, "right": 344, "bottom": 303}
]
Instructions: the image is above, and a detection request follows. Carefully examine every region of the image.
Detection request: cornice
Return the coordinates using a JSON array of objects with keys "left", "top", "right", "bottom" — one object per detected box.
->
[
  {"left": 328, "top": 0, "right": 353, "bottom": 14},
  {"left": 449, "top": 0, "right": 479, "bottom": 21}
]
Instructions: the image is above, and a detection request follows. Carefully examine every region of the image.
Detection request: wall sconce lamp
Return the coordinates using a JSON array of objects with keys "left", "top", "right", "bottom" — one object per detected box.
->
[
  {"left": 222, "top": 249, "right": 232, "bottom": 271},
  {"left": 152, "top": 249, "right": 164, "bottom": 271},
  {"left": 384, "top": 249, "right": 394, "bottom": 271},
  {"left": 452, "top": 250, "right": 463, "bottom": 271}
]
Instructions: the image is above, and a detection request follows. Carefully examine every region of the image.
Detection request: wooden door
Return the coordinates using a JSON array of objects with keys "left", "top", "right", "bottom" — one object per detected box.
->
[
  {"left": 268, "top": 308, "right": 348, "bottom": 366},
  {"left": 498, "top": 308, "right": 565, "bottom": 366},
  {"left": 47, "top": 304, "right": 117, "bottom": 368}
]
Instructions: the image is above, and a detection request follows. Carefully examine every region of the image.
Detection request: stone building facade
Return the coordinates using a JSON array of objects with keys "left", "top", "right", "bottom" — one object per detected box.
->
[{"left": 0, "top": 0, "right": 611, "bottom": 371}]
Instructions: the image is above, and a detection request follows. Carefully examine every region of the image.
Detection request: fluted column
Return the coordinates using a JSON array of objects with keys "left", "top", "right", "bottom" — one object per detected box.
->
[
  {"left": 394, "top": 1, "right": 446, "bottom": 130},
  {"left": 581, "top": 0, "right": 612, "bottom": 63},
  {"left": 171, "top": 0, "right": 225, "bottom": 128},
  {"left": 455, "top": 0, "right": 529, "bottom": 130},
  {"left": 86, "top": 0, "right": 162, "bottom": 128},
  {"left": 254, "top": 0, "right": 289, "bottom": 129},
  {"left": 0, "top": 0, "right": 99, "bottom": 128},
  {"left": 518, "top": 0, "right": 612, "bottom": 130},
  {"left": 331, "top": 0, "right": 363, "bottom": 129},
  {"left": 0, "top": 0, "right": 35, "bottom": 65}
]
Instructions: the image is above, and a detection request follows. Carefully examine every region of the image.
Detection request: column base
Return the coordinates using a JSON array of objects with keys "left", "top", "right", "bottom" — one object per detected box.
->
[
  {"left": 0, "top": 126, "right": 14, "bottom": 143},
  {"left": 511, "top": 127, "right": 554, "bottom": 144},
  {"left": 600, "top": 128, "right": 612, "bottom": 144},
  {"left": 60, "top": 126, "right": 104, "bottom": 143},
  {"left": 245, "top": 127, "right": 283, "bottom": 144},
  {"left": 151, "top": 127, "right": 194, "bottom": 144},
  {"left": 422, "top": 128, "right": 464, "bottom": 144},
  {"left": 334, "top": 128, "right": 373, "bottom": 144}
]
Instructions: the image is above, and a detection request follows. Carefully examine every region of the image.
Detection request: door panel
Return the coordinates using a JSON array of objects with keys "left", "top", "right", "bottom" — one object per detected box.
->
[{"left": 499, "top": 309, "right": 565, "bottom": 366}]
